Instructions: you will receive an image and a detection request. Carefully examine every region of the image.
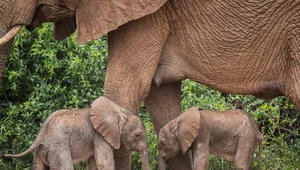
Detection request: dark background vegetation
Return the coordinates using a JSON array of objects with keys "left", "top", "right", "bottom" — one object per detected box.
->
[{"left": 0, "top": 24, "right": 299, "bottom": 169}]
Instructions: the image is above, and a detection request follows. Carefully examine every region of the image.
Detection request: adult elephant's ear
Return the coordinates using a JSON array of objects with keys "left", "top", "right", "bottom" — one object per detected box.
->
[
  {"left": 90, "top": 108, "right": 127, "bottom": 149},
  {"left": 171, "top": 107, "right": 200, "bottom": 154},
  {"left": 76, "top": 0, "right": 168, "bottom": 44},
  {"left": 53, "top": 18, "right": 76, "bottom": 41}
]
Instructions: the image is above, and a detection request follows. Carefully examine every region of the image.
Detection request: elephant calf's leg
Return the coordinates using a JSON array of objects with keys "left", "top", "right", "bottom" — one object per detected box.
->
[
  {"left": 145, "top": 82, "right": 192, "bottom": 170},
  {"left": 47, "top": 145, "right": 74, "bottom": 170},
  {"left": 113, "top": 147, "right": 132, "bottom": 170},
  {"left": 87, "top": 157, "right": 97, "bottom": 170},
  {"left": 166, "top": 152, "right": 193, "bottom": 170},
  {"left": 93, "top": 136, "right": 115, "bottom": 170},
  {"left": 233, "top": 138, "right": 256, "bottom": 170},
  {"left": 33, "top": 151, "right": 49, "bottom": 170}
]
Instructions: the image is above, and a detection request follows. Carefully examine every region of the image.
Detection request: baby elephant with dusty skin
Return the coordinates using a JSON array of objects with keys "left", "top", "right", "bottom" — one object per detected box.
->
[
  {"left": 158, "top": 107, "right": 262, "bottom": 170},
  {"left": 5, "top": 97, "right": 150, "bottom": 170}
]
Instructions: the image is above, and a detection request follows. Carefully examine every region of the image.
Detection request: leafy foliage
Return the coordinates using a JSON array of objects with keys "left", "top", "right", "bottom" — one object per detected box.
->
[
  {"left": 0, "top": 24, "right": 299, "bottom": 170},
  {"left": 0, "top": 24, "right": 107, "bottom": 169}
]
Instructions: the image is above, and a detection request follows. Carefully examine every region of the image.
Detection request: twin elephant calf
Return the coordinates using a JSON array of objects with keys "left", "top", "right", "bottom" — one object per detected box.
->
[{"left": 5, "top": 96, "right": 262, "bottom": 170}]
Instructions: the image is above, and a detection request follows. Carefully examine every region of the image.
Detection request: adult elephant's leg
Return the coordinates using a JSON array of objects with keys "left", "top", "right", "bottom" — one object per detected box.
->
[
  {"left": 145, "top": 82, "right": 192, "bottom": 170},
  {"left": 105, "top": 12, "right": 169, "bottom": 170},
  {"left": 285, "top": 35, "right": 300, "bottom": 111},
  {"left": 145, "top": 82, "right": 182, "bottom": 132}
]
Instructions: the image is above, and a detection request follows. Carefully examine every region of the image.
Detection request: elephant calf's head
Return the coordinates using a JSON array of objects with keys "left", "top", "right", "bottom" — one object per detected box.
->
[
  {"left": 89, "top": 96, "right": 151, "bottom": 170},
  {"left": 121, "top": 115, "right": 147, "bottom": 152},
  {"left": 158, "top": 107, "right": 200, "bottom": 169}
]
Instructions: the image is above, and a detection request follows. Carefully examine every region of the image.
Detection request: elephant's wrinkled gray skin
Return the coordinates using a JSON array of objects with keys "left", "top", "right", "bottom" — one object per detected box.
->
[
  {"left": 0, "top": 0, "right": 37, "bottom": 83},
  {"left": 158, "top": 107, "right": 262, "bottom": 170},
  {"left": 4, "top": 97, "right": 150, "bottom": 170},
  {"left": 1, "top": 0, "right": 300, "bottom": 169}
]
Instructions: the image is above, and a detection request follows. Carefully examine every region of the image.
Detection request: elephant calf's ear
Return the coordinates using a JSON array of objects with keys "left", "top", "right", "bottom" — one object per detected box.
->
[
  {"left": 177, "top": 107, "right": 200, "bottom": 154},
  {"left": 90, "top": 109, "right": 122, "bottom": 149}
]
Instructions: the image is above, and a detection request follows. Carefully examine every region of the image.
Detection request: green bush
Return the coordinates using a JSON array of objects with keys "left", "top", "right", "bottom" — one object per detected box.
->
[
  {"left": 0, "top": 24, "right": 107, "bottom": 169},
  {"left": 1, "top": 24, "right": 299, "bottom": 170}
]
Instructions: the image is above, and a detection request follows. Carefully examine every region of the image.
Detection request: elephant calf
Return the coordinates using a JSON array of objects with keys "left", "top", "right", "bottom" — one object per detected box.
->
[
  {"left": 5, "top": 97, "right": 150, "bottom": 170},
  {"left": 158, "top": 107, "right": 262, "bottom": 170}
]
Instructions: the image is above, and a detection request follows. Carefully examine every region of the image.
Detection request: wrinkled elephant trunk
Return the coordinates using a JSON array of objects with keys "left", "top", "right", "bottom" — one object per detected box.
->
[
  {"left": 0, "top": 26, "right": 21, "bottom": 83},
  {"left": 140, "top": 148, "right": 151, "bottom": 170},
  {"left": 158, "top": 151, "right": 165, "bottom": 170}
]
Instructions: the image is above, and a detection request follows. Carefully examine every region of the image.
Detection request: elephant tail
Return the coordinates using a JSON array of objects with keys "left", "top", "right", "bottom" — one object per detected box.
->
[
  {"left": 4, "top": 141, "right": 41, "bottom": 158},
  {"left": 4, "top": 111, "right": 53, "bottom": 158}
]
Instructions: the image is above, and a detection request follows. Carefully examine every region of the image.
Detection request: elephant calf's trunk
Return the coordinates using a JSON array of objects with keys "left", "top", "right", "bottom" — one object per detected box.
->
[
  {"left": 158, "top": 152, "right": 165, "bottom": 170},
  {"left": 141, "top": 148, "right": 151, "bottom": 170},
  {"left": 0, "top": 25, "right": 22, "bottom": 45}
]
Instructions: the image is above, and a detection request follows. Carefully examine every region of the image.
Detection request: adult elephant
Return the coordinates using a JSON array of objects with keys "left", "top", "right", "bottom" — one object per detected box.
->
[{"left": 1, "top": 0, "right": 300, "bottom": 169}]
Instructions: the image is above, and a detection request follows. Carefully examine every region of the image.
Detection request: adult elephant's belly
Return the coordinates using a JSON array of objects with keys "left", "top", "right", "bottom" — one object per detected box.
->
[
  {"left": 183, "top": 39, "right": 287, "bottom": 100},
  {"left": 154, "top": 42, "right": 287, "bottom": 100},
  {"left": 154, "top": 0, "right": 293, "bottom": 100},
  {"left": 187, "top": 57, "right": 286, "bottom": 100}
]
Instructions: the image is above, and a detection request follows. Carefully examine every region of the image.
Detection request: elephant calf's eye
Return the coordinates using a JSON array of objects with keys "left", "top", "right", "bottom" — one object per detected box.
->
[
  {"left": 160, "top": 141, "right": 165, "bottom": 147},
  {"left": 134, "top": 132, "right": 141, "bottom": 139}
]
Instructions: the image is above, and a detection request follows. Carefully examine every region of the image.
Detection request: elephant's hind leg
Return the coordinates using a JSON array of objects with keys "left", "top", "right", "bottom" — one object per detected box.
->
[
  {"left": 233, "top": 137, "right": 256, "bottom": 170},
  {"left": 33, "top": 151, "right": 49, "bottom": 170},
  {"left": 47, "top": 145, "right": 74, "bottom": 170},
  {"left": 145, "top": 82, "right": 192, "bottom": 170}
]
